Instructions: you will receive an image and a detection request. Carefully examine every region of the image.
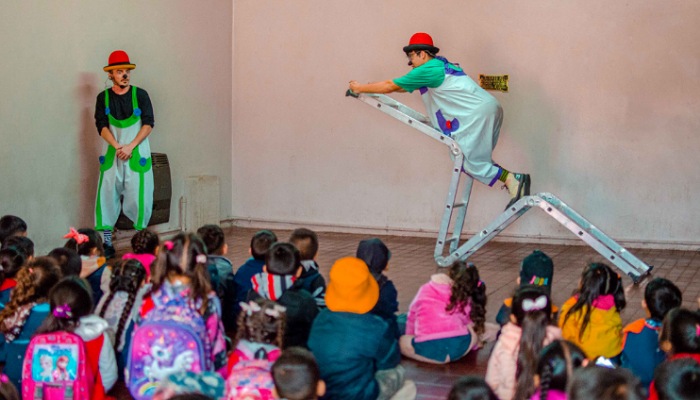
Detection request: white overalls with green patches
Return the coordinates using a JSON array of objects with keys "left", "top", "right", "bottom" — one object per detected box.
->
[{"left": 95, "top": 87, "right": 154, "bottom": 231}]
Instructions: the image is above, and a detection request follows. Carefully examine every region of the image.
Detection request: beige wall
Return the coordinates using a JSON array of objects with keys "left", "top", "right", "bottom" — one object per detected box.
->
[
  {"left": 232, "top": 0, "right": 700, "bottom": 247},
  {"left": 0, "top": 0, "right": 232, "bottom": 253}
]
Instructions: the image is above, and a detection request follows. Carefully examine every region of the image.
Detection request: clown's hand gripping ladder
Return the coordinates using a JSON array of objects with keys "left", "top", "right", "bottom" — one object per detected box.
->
[{"left": 346, "top": 90, "right": 652, "bottom": 282}]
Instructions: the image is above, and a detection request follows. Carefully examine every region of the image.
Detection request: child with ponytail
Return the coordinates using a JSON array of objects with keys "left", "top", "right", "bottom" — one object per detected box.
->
[
  {"left": 531, "top": 340, "right": 587, "bottom": 400},
  {"left": 138, "top": 232, "right": 228, "bottom": 373},
  {"left": 63, "top": 227, "right": 108, "bottom": 306},
  {"left": 0, "top": 257, "right": 62, "bottom": 391},
  {"left": 400, "top": 261, "right": 488, "bottom": 364},
  {"left": 485, "top": 286, "right": 561, "bottom": 400},
  {"left": 96, "top": 258, "right": 148, "bottom": 375},
  {"left": 558, "top": 262, "right": 626, "bottom": 361}
]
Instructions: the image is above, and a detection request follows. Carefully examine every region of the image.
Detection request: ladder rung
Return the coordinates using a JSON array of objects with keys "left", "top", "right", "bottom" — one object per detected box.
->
[{"left": 453, "top": 202, "right": 467, "bottom": 209}]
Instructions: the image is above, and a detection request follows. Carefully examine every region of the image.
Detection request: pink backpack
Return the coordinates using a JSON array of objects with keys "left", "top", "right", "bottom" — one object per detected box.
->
[
  {"left": 21, "top": 332, "right": 94, "bottom": 400},
  {"left": 225, "top": 344, "right": 280, "bottom": 400}
]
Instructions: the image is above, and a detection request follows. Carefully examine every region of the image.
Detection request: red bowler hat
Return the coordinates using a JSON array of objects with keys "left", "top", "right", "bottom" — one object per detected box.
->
[
  {"left": 403, "top": 32, "right": 440, "bottom": 55},
  {"left": 103, "top": 50, "right": 136, "bottom": 72}
]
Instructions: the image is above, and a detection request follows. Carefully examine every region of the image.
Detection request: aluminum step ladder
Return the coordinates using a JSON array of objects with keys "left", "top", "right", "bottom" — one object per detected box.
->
[{"left": 346, "top": 90, "right": 652, "bottom": 282}]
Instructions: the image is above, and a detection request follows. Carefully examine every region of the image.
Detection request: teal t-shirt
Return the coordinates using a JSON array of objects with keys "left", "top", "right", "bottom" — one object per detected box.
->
[{"left": 393, "top": 58, "right": 449, "bottom": 93}]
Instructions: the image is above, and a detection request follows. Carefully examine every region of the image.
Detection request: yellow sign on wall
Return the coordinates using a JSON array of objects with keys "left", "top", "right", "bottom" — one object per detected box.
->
[{"left": 479, "top": 75, "right": 509, "bottom": 92}]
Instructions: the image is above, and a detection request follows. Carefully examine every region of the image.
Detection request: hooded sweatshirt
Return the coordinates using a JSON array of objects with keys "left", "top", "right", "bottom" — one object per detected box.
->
[
  {"left": 356, "top": 239, "right": 399, "bottom": 337},
  {"left": 74, "top": 314, "right": 118, "bottom": 394},
  {"left": 406, "top": 273, "right": 472, "bottom": 342},
  {"left": 485, "top": 321, "right": 562, "bottom": 400}
]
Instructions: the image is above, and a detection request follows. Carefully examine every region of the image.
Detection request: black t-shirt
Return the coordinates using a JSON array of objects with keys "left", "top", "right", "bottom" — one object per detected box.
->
[{"left": 94, "top": 86, "right": 154, "bottom": 134}]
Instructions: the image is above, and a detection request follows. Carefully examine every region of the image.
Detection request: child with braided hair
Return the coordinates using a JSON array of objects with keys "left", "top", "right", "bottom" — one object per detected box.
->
[
  {"left": 0, "top": 257, "right": 62, "bottom": 391},
  {"left": 531, "top": 340, "right": 587, "bottom": 400},
  {"left": 96, "top": 258, "right": 148, "bottom": 375}
]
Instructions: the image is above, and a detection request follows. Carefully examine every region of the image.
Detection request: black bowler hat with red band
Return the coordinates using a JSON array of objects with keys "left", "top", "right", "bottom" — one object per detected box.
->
[
  {"left": 103, "top": 50, "right": 136, "bottom": 72},
  {"left": 403, "top": 32, "right": 440, "bottom": 55}
]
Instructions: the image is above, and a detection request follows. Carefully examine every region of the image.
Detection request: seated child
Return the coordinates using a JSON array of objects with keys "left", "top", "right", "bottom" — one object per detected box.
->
[
  {"left": 531, "top": 340, "right": 587, "bottom": 400},
  {"left": 225, "top": 298, "right": 286, "bottom": 399},
  {"left": 96, "top": 258, "right": 149, "bottom": 375},
  {"left": 1, "top": 236, "right": 34, "bottom": 262},
  {"left": 401, "top": 261, "right": 486, "bottom": 364},
  {"left": 34, "top": 276, "right": 118, "bottom": 397},
  {"left": 448, "top": 376, "right": 498, "bottom": 400},
  {"left": 308, "top": 257, "right": 416, "bottom": 400},
  {"left": 647, "top": 308, "right": 700, "bottom": 399},
  {"left": 289, "top": 228, "right": 326, "bottom": 307},
  {"left": 63, "top": 227, "right": 108, "bottom": 306},
  {"left": 621, "top": 277, "right": 682, "bottom": 388},
  {"left": 272, "top": 347, "right": 326, "bottom": 400},
  {"left": 495, "top": 250, "right": 557, "bottom": 326},
  {"left": 568, "top": 365, "right": 645, "bottom": 400},
  {"left": 47, "top": 247, "right": 82, "bottom": 277},
  {"left": 122, "top": 228, "right": 160, "bottom": 280},
  {"left": 558, "top": 262, "right": 626, "bottom": 361},
  {"left": 357, "top": 238, "right": 399, "bottom": 338},
  {"left": 653, "top": 357, "right": 700, "bottom": 400},
  {"left": 0, "top": 215, "right": 27, "bottom": 245},
  {"left": 234, "top": 230, "right": 277, "bottom": 316},
  {"left": 247, "top": 242, "right": 318, "bottom": 348},
  {"left": 0, "top": 257, "right": 62, "bottom": 391},
  {"left": 486, "top": 286, "right": 561, "bottom": 400},
  {"left": 197, "top": 224, "right": 237, "bottom": 331},
  {"left": 0, "top": 247, "right": 26, "bottom": 308}
]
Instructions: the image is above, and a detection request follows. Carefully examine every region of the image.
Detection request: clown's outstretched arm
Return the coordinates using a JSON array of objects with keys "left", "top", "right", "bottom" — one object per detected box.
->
[
  {"left": 117, "top": 125, "right": 152, "bottom": 160},
  {"left": 349, "top": 80, "right": 405, "bottom": 94}
]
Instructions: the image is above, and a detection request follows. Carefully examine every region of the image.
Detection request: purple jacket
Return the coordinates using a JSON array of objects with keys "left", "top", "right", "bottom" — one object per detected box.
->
[{"left": 405, "top": 273, "right": 472, "bottom": 342}]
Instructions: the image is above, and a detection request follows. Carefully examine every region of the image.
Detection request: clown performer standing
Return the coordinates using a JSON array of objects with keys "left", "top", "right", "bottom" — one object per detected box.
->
[
  {"left": 94, "top": 50, "right": 155, "bottom": 258},
  {"left": 349, "top": 33, "right": 530, "bottom": 209}
]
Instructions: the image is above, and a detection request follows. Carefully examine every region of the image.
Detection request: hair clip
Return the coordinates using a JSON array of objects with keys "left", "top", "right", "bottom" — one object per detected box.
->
[
  {"left": 696, "top": 324, "right": 700, "bottom": 337},
  {"left": 239, "top": 301, "right": 262, "bottom": 316},
  {"left": 195, "top": 254, "right": 207, "bottom": 264},
  {"left": 477, "top": 280, "right": 483, "bottom": 288},
  {"left": 28, "top": 267, "right": 34, "bottom": 274},
  {"left": 53, "top": 303, "right": 73, "bottom": 319},
  {"left": 264, "top": 304, "right": 287, "bottom": 318},
  {"left": 163, "top": 241, "right": 174, "bottom": 251},
  {"left": 522, "top": 295, "right": 548, "bottom": 312},
  {"left": 0, "top": 374, "right": 7, "bottom": 384},
  {"left": 63, "top": 227, "right": 88, "bottom": 245}
]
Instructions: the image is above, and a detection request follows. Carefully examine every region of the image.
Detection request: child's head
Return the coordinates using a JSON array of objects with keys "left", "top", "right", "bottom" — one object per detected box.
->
[
  {"left": 0, "top": 246, "right": 26, "bottom": 280},
  {"left": 272, "top": 347, "right": 325, "bottom": 400},
  {"left": 131, "top": 229, "right": 160, "bottom": 255},
  {"left": 644, "top": 278, "right": 682, "bottom": 321},
  {"left": 446, "top": 261, "right": 486, "bottom": 335},
  {"left": 265, "top": 242, "right": 301, "bottom": 276},
  {"left": 289, "top": 228, "right": 319, "bottom": 262},
  {"left": 536, "top": 340, "right": 587, "bottom": 399},
  {"left": 235, "top": 298, "right": 286, "bottom": 348},
  {"left": 47, "top": 247, "right": 82, "bottom": 277},
  {"left": 568, "top": 365, "right": 645, "bottom": 400},
  {"left": 356, "top": 238, "right": 391, "bottom": 278},
  {"left": 654, "top": 357, "right": 700, "bottom": 400},
  {"left": 660, "top": 307, "right": 700, "bottom": 355},
  {"left": 0, "top": 373, "right": 19, "bottom": 400},
  {"left": 511, "top": 286, "right": 554, "bottom": 400},
  {"left": 63, "top": 228, "right": 103, "bottom": 257},
  {"left": 36, "top": 276, "right": 93, "bottom": 334},
  {"left": 519, "top": 250, "right": 554, "bottom": 295},
  {"left": 325, "top": 257, "right": 379, "bottom": 314},
  {"left": 250, "top": 230, "right": 278, "bottom": 261},
  {"left": 0, "top": 215, "right": 27, "bottom": 244},
  {"left": 447, "top": 376, "right": 498, "bottom": 400},
  {"left": 1, "top": 236, "right": 34, "bottom": 260},
  {"left": 196, "top": 224, "right": 226, "bottom": 256},
  {"left": 151, "top": 232, "right": 212, "bottom": 312},
  {"left": 0, "top": 257, "right": 62, "bottom": 335}
]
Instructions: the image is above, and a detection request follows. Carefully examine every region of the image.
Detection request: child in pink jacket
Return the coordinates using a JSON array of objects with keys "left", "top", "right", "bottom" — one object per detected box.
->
[
  {"left": 485, "top": 286, "right": 561, "bottom": 400},
  {"left": 400, "top": 261, "right": 486, "bottom": 364}
]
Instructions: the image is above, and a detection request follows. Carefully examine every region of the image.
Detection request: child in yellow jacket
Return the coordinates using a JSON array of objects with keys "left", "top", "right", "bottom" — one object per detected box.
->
[{"left": 558, "top": 262, "right": 625, "bottom": 361}]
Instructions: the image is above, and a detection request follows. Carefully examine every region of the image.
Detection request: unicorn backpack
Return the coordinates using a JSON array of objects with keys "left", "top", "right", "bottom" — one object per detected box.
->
[
  {"left": 22, "top": 332, "right": 94, "bottom": 400},
  {"left": 126, "top": 287, "right": 211, "bottom": 400},
  {"left": 225, "top": 340, "right": 281, "bottom": 400}
]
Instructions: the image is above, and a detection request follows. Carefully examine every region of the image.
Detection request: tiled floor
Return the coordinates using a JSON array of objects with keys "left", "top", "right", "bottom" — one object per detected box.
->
[
  {"left": 223, "top": 227, "right": 699, "bottom": 400},
  {"left": 111, "top": 226, "right": 700, "bottom": 399}
]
